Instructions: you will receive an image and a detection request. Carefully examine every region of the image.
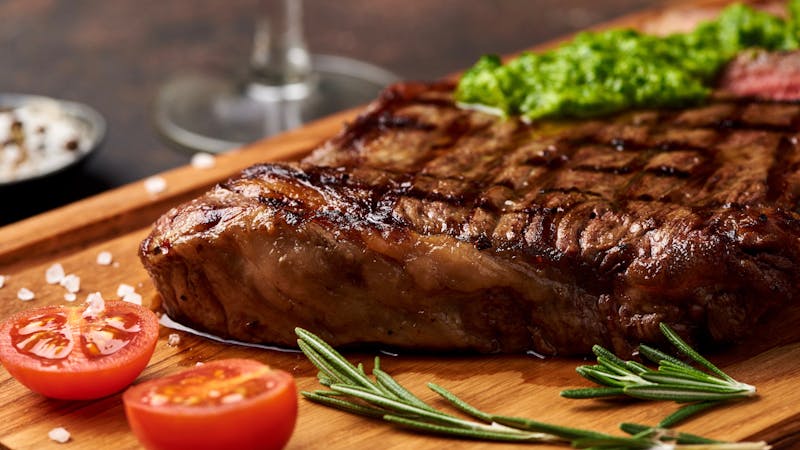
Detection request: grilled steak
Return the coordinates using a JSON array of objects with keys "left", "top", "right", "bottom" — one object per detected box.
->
[{"left": 140, "top": 55, "right": 800, "bottom": 356}]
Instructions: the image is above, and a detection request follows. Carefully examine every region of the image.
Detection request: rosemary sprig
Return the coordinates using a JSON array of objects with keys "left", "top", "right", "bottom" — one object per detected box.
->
[
  {"left": 295, "top": 327, "right": 769, "bottom": 450},
  {"left": 561, "top": 323, "right": 756, "bottom": 427}
]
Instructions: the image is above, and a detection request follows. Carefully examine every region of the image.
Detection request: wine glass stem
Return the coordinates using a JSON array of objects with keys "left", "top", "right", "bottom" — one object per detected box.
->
[{"left": 250, "top": 0, "right": 311, "bottom": 87}]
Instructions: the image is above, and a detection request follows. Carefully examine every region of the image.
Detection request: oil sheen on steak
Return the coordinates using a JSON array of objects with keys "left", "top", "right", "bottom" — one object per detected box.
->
[{"left": 140, "top": 55, "right": 800, "bottom": 356}]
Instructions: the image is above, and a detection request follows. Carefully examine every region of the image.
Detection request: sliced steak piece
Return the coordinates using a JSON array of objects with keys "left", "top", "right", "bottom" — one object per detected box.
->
[
  {"left": 141, "top": 73, "right": 800, "bottom": 357},
  {"left": 718, "top": 50, "right": 800, "bottom": 101}
]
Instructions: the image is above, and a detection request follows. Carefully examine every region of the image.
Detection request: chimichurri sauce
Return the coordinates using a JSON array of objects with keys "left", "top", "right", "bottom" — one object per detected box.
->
[{"left": 455, "top": 0, "right": 800, "bottom": 120}]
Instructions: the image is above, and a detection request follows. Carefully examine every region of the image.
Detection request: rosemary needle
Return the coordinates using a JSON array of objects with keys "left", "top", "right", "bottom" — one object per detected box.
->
[
  {"left": 561, "top": 324, "right": 756, "bottom": 426},
  {"left": 295, "top": 327, "right": 770, "bottom": 450}
]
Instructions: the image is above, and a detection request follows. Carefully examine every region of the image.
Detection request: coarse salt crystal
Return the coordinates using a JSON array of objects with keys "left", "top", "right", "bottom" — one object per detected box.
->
[
  {"left": 167, "top": 333, "right": 181, "bottom": 346},
  {"left": 17, "top": 287, "right": 34, "bottom": 301},
  {"left": 191, "top": 152, "right": 216, "bottom": 169},
  {"left": 0, "top": 274, "right": 6, "bottom": 288},
  {"left": 117, "top": 283, "right": 135, "bottom": 297},
  {"left": 45, "top": 263, "right": 65, "bottom": 284},
  {"left": 61, "top": 274, "right": 81, "bottom": 293},
  {"left": 48, "top": 427, "right": 70, "bottom": 444},
  {"left": 122, "top": 291, "right": 142, "bottom": 305},
  {"left": 144, "top": 176, "right": 167, "bottom": 194},
  {"left": 64, "top": 292, "right": 77, "bottom": 302},
  {"left": 0, "top": 102, "right": 91, "bottom": 184},
  {"left": 82, "top": 292, "right": 105, "bottom": 318},
  {"left": 195, "top": 361, "right": 204, "bottom": 367},
  {"left": 96, "top": 251, "right": 113, "bottom": 266}
]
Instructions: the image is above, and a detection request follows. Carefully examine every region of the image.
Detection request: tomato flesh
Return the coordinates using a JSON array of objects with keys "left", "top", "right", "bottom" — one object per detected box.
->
[
  {"left": 123, "top": 359, "right": 297, "bottom": 450},
  {"left": 12, "top": 310, "right": 74, "bottom": 360},
  {"left": 0, "top": 301, "right": 159, "bottom": 399}
]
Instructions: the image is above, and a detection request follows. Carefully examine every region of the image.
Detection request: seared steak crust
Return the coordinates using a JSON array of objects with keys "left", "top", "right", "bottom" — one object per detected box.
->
[{"left": 141, "top": 81, "right": 800, "bottom": 356}]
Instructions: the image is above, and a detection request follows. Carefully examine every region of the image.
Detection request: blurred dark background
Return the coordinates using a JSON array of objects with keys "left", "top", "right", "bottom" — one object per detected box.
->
[{"left": 0, "top": 0, "right": 665, "bottom": 225}]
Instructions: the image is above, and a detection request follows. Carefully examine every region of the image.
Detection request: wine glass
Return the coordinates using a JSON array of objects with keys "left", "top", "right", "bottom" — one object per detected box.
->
[{"left": 154, "top": 0, "right": 398, "bottom": 153}]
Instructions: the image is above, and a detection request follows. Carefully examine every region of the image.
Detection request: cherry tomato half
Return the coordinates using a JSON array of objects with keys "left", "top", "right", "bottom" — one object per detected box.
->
[
  {"left": 0, "top": 300, "right": 159, "bottom": 400},
  {"left": 123, "top": 359, "right": 297, "bottom": 450}
]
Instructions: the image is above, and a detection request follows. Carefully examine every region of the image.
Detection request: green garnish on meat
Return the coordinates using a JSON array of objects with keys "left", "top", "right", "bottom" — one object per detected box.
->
[{"left": 455, "top": 0, "right": 800, "bottom": 120}]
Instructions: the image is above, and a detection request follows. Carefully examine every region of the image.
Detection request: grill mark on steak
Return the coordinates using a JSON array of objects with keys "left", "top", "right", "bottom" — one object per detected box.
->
[
  {"left": 141, "top": 55, "right": 800, "bottom": 356},
  {"left": 766, "top": 136, "right": 797, "bottom": 203},
  {"left": 314, "top": 85, "right": 800, "bottom": 221},
  {"left": 304, "top": 89, "right": 798, "bottom": 259},
  {"left": 302, "top": 84, "right": 800, "bottom": 277}
]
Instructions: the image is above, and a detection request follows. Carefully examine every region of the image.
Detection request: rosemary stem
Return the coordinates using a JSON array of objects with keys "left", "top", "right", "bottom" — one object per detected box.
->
[
  {"left": 329, "top": 383, "right": 526, "bottom": 434},
  {"left": 295, "top": 327, "right": 768, "bottom": 450}
]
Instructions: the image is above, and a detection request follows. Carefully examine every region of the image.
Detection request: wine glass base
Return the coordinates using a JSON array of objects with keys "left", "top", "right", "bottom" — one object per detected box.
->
[{"left": 155, "top": 54, "right": 398, "bottom": 153}]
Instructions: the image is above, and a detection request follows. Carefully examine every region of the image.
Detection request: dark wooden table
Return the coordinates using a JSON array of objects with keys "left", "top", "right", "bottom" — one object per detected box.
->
[{"left": 0, "top": 0, "right": 664, "bottom": 225}]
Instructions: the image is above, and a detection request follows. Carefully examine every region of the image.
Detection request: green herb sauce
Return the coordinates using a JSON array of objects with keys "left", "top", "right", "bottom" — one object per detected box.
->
[{"left": 455, "top": 0, "right": 800, "bottom": 120}]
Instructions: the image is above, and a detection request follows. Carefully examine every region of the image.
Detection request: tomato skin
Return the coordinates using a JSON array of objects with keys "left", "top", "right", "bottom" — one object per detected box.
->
[
  {"left": 123, "top": 359, "right": 297, "bottom": 450},
  {"left": 0, "top": 301, "right": 159, "bottom": 400}
]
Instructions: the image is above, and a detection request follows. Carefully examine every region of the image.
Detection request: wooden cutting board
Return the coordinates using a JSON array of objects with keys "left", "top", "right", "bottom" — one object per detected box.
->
[{"left": 2, "top": 1, "right": 800, "bottom": 448}]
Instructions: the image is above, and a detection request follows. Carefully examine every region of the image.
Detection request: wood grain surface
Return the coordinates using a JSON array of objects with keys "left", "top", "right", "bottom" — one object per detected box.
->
[{"left": 2, "top": 1, "right": 800, "bottom": 449}]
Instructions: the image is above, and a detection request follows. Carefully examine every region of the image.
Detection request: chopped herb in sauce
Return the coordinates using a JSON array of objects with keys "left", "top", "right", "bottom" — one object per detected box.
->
[{"left": 455, "top": 0, "right": 800, "bottom": 120}]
